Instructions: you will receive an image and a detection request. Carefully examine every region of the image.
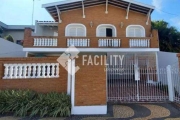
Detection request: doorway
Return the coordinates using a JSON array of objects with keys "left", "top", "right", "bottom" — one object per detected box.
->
[
  {"left": 96, "top": 24, "right": 117, "bottom": 37},
  {"left": 106, "top": 28, "right": 113, "bottom": 37}
]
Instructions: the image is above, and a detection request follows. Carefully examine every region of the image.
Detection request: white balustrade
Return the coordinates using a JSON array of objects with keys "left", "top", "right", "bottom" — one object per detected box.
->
[
  {"left": 129, "top": 39, "right": 150, "bottom": 48},
  {"left": 56, "top": 63, "right": 60, "bottom": 77},
  {"left": 23, "top": 65, "right": 27, "bottom": 78},
  {"left": 67, "top": 38, "right": 90, "bottom": 47},
  {"left": 98, "top": 39, "right": 121, "bottom": 47},
  {"left": 34, "top": 38, "right": 58, "bottom": 46},
  {"left": 3, "top": 63, "right": 59, "bottom": 79}
]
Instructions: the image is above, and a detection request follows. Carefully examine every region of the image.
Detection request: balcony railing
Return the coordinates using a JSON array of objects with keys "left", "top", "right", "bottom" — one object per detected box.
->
[
  {"left": 129, "top": 39, "right": 150, "bottom": 48},
  {"left": 98, "top": 39, "right": 121, "bottom": 47},
  {"left": 67, "top": 38, "right": 90, "bottom": 47},
  {"left": 23, "top": 28, "right": 159, "bottom": 48},
  {"left": 24, "top": 36, "right": 158, "bottom": 48},
  {"left": 34, "top": 38, "right": 58, "bottom": 46}
]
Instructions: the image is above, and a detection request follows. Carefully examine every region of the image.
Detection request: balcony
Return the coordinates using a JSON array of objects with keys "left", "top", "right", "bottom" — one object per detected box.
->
[{"left": 23, "top": 29, "right": 159, "bottom": 49}]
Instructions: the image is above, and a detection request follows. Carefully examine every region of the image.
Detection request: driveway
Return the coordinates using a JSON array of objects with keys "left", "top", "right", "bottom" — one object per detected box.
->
[{"left": 0, "top": 103, "right": 180, "bottom": 120}]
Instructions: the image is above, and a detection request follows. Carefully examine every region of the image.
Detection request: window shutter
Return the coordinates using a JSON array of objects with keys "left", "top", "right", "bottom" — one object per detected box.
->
[
  {"left": 135, "top": 28, "right": 142, "bottom": 37},
  {"left": 66, "top": 24, "right": 86, "bottom": 37},
  {"left": 127, "top": 26, "right": 145, "bottom": 37},
  {"left": 77, "top": 27, "right": 85, "bottom": 36},
  {"left": 128, "top": 28, "right": 135, "bottom": 37},
  {"left": 98, "top": 27, "right": 106, "bottom": 37},
  {"left": 68, "top": 27, "right": 76, "bottom": 36}
]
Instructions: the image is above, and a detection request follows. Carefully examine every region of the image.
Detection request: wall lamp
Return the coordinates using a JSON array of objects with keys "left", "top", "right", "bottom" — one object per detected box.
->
[
  {"left": 90, "top": 21, "right": 93, "bottom": 28},
  {"left": 120, "top": 22, "right": 124, "bottom": 28}
]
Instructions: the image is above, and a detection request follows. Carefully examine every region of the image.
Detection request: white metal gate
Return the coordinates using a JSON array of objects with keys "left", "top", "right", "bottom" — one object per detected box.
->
[
  {"left": 107, "top": 53, "right": 169, "bottom": 102},
  {"left": 169, "top": 63, "right": 180, "bottom": 103}
]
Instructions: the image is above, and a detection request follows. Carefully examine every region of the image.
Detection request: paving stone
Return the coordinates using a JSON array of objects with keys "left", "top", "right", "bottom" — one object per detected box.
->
[
  {"left": 165, "top": 118, "right": 180, "bottom": 120},
  {"left": 113, "top": 105, "right": 134, "bottom": 118},
  {"left": 133, "top": 104, "right": 170, "bottom": 120},
  {"left": 131, "top": 104, "right": 152, "bottom": 118}
]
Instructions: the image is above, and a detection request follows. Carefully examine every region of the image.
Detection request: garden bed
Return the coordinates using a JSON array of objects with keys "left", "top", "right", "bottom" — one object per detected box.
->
[{"left": 0, "top": 90, "right": 71, "bottom": 117}]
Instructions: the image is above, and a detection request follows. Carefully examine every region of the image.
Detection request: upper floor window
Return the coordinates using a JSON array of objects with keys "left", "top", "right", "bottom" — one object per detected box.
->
[
  {"left": 126, "top": 25, "right": 145, "bottom": 37},
  {"left": 65, "top": 23, "right": 86, "bottom": 37},
  {"left": 96, "top": 24, "right": 117, "bottom": 37}
]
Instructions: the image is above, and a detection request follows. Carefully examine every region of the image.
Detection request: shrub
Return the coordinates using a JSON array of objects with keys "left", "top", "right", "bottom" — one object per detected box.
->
[
  {"left": 4, "top": 35, "right": 14, "bottom": 43},
  {"left": 30, "top": 92, "right": 71, "bottom": 117},
  {"left": 0, "top": 90, "right": 71, "bottom": 117},
  {"left": 0, "top": 90, "right": 36, "bottom": 116}
]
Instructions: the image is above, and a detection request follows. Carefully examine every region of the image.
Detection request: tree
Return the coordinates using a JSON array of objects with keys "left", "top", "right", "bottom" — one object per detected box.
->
[
  {"left": 152, "top": 20, "right": 180, "bottom": 52},
  {"left": 0, "top": 26, "right": 3, "bottom": 37},
  {"left": 4, "top": 35, "right": 14, "bottom": 43}
]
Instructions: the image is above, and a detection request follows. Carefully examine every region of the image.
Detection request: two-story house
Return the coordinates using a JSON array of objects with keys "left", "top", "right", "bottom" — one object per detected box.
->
[{"left": 0, "top": 0, "right": 162, "bottom": 115}]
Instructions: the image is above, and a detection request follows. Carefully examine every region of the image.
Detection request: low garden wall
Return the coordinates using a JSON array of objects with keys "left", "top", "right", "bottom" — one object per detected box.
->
[{"left": 0, "top": 57, "right": 67, "bottom": 93}]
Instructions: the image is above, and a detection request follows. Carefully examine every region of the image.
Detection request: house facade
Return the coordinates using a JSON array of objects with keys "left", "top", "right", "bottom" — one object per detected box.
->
[
  {"left": 0, "top": 0, "right": 163, "bottom": 115},
  {"left": 0, "top": 21, "right": 58, "bottom": 45},
  {"left": 0, "top": 21, "right": 34, "bottom": 45}
]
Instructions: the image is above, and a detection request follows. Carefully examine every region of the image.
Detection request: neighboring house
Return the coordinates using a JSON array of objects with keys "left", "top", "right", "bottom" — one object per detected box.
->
[
  {"left": 0, "top": 21, "right": 34, "bottom": 45},
  {"left": 0, "top": 38, "right": 26, "bottom": 57},
  {"left": 2, "top": 0, "right": 180, "bottom": 115},
  {"left": 0, "top": 21, "right": 58, "bottom": 45}
]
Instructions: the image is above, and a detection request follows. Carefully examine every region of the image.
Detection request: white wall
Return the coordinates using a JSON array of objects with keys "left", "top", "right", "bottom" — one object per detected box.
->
[
  {"left": 157, "top": 51, "right": 178, "bottom": 68},
  {"left": 157, "top": 52, "right": 178, "bottom": 85},
  {"left": 33, "top": 24, "right": 58, "bottom": 36},
  {"left": 0, "top": 38, "right": 26, "bottom": 57}
]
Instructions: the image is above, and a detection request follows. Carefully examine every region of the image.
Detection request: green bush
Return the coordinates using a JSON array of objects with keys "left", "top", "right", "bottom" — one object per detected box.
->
[
  {"left": 0, "top": 90, "right": 71, "bottom": 117},
  {"left": 0, "top": 90, "right": 36, "bottom": 116},
  {"left": 30, "top": 92, "right": 71, "bottom": 117}
]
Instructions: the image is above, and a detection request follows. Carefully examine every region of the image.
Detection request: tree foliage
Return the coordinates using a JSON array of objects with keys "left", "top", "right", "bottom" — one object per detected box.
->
[
  {"left": 4, "top": 34, "right": 14, "bottom": 43},
  {"left": 152, "top": 20, "right": 180, "bottom": 52}
]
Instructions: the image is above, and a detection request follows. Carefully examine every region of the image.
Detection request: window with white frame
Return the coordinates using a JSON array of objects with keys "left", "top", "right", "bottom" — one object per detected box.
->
[
  {"left": 126, "top": 25, "right": 145, "bottom": 37},
  {"left": 65, "top": 24, "right": 86, "bottom": 37},
  {"left": 96, "top": 24, "right": 117, "bottom": 37}
]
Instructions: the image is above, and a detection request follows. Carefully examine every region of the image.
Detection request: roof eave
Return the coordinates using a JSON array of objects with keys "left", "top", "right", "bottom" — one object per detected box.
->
[
  {"left": 42, "top": 0, "right": 82, "bottom": 8},
  {"left": 122, "top": 0, "right": 155, "bottom": 9},
  {"left": 42, "top": 0, "right": 155, "bottom": 10}
]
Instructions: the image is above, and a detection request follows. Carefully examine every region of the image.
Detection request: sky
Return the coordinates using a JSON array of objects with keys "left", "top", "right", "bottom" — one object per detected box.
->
[{"left": 0, "top": 0, "right": 180, "bottom": 30}]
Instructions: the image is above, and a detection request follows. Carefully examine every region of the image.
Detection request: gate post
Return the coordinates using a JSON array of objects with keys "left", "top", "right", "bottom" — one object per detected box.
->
[
  {"left": 71, "top": 59, "right": 75, "bottom": 114},
  {"left": 166, "top": 65, "right": 174, "bottom": 102},
  {"left": 67, "top": 59, "right": 72, "bottom": 95}
]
